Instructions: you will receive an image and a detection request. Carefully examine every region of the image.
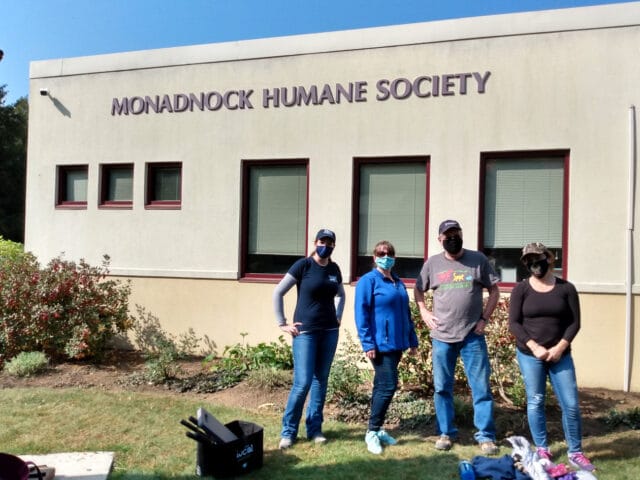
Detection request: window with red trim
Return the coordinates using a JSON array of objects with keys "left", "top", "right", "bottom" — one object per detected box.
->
[
  {"left": 100, "top": 163, "right": 133, "bottom": 208},
  {"left": 56, "top": 165, "right": 88, "bottom": 208},
  {"left": 241, "top": 160, "right": 308, "bottom": 277},
  {"left": 480, "top": 151, "right": 568, "bottom": 284},
  {"left": 352, "top": 157, "right": 428, "bottom": 281},
  {"left": 145, "top": 162, "right": 181, "bottom": 209}
]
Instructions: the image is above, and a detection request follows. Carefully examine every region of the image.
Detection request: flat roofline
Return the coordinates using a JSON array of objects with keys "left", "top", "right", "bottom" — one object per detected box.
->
[{"left": 30, "top": 2, "right": 640, "bottom": 79}]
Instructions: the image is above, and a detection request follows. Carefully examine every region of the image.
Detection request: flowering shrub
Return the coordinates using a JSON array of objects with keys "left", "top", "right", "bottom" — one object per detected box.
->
[
  {"left": 398, "top": 294, "right": 524, "bottom": 405},
  {"left": 484, "top": 296, "right": 524, "bottom": 406},
  {"left": 398, "top": 299, "right": 434, "bottom": 389},
  {"left": 0, "top": 252, "right": 133, "bottom": 365}
]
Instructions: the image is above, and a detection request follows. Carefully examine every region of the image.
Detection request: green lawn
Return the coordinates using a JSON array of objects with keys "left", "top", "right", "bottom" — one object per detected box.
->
[{"left": 1, "top": 388, "right": 638, "bottom": 479}]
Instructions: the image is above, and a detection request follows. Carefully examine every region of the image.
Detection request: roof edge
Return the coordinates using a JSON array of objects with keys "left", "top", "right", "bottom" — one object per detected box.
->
[{"left": 30, "top": 2, "right": 640, "bottom": 79}]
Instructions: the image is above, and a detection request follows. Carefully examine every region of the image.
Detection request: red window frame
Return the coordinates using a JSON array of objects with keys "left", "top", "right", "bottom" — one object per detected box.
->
[
  {"left": 145, "top": 162, "right": 182, "bottom": 209},
  {"left": 56, "top": 165, "right": 88, "bottom": 209},
  {"left": 99, "top": 163, "right": 134, "bottom": 209}
]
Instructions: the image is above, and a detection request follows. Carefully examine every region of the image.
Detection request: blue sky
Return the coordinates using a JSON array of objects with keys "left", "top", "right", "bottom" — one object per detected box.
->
[{"left": 0, "top": 0, "right": 633, "bottom": 105}]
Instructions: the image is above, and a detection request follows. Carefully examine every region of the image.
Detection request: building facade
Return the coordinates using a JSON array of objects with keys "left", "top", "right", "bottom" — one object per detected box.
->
[{"left": 27, "top": 3, "right": 640, "bottom": 390}]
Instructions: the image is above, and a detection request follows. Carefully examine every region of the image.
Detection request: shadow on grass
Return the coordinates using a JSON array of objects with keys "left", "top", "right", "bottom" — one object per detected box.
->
[
  {"left": 110, "top": 452, "right": 460, "bottom": 480},
  {"left": 584, "top": 432, "right": 640, "bottom": 462}
]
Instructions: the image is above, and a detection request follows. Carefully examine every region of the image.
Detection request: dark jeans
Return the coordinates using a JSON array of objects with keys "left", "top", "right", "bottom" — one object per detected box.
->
[
  {"left": 281, "top": 329, "right": 339, "bottom": 440},
  {"left": 368, "top": 350, "right": 402, "bottom": 431}
]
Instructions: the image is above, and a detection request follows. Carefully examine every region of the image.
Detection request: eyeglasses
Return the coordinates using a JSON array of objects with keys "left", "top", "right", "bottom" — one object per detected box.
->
[{"left": 375, "top": 251, "right": 392, "bottom": 257}]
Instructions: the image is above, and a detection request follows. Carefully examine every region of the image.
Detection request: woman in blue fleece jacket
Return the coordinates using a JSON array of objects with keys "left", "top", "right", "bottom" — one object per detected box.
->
[{"left": 355, "top": 240, "right": 419, "bottom": 454}]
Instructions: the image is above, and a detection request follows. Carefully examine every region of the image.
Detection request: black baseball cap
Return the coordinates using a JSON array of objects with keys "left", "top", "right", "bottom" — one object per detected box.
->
[
  {"left": 315, "top": 228, "right": 336, "bottom": 242},
  {"left": 438, "top": 219, "right": 461, "bottom": 235}
]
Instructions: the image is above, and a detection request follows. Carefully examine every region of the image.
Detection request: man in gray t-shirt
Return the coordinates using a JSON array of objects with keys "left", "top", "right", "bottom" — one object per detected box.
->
[{"left": 414, "top": 219, "right": 500, "bottom": 454}]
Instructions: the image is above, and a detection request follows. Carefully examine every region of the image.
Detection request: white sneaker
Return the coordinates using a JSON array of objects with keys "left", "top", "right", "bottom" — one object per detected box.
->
[
  {"left": 365, "top": 430, "right": 382, "bottom": 455},
  {"left": 312, "top": 434, "right": 327, "bottom": 444},
  {"left": 279, "top": 437, "right": 292, "bottom": 449}
]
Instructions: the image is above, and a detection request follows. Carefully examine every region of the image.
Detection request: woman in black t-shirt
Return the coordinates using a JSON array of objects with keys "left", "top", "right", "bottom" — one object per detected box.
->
[
  {"left": 509, "top": 242, "right": 595, "bottom": 472},
  {"left": 273, "top": 229, "right": 345, "bottom": 450}
]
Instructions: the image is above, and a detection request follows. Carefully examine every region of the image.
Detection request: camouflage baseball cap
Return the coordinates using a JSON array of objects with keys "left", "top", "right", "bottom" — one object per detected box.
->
[{"left": 520, "top": 242, "right": 552, "bottom": 262}]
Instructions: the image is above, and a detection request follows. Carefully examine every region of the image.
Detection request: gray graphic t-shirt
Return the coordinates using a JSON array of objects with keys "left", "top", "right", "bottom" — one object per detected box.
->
[{"left": 415, "top": 249, "right": 499, "bottom": 342}]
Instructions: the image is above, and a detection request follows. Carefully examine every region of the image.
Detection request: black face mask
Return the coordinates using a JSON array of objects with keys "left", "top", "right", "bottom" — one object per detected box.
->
[
  {"left": 443, "top": 235, "right": 463, "bottom": 255},
  {"left": 527, "top": 258, "right": 550, "bottom": 278}
]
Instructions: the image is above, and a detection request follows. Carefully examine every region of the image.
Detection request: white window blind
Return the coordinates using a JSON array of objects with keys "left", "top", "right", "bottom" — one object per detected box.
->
[
  {"left": 484, "top": 158, "right": 563, "bottom": 248},
  {"left": 67, "top": 170, "right": 87, "bottom": 202},
  {"left": 155, "top": 167, "right": 180, "bottom": 201},
  {"left": 249, "top": 165, "right": 307, "bottom": 255},
  {"left": 359, "top": 163, "right": 426, "bottom": 257},
  {"left": 108, "top": 168, "right": 133, "bottom": 201}
]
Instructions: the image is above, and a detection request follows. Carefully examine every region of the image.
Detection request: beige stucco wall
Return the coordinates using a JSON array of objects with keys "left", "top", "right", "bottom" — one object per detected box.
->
[
  {"left": 25, "top": 3, "right": 640, "bottom": 390},
  {"left": 123, "top": 276, "right": 360, "bottom": 354},
  {"left": 123, "top": 275, "right": 640, "bottom": 391},
  {"left": 571, "top": 293, "right": 640, "bottom": 391}
]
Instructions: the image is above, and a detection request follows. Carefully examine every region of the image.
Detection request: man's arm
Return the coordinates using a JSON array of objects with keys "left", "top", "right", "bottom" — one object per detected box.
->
[
  {"left": 414, "top": 285, "right": 439, "bottom": 331},
  {"left": 475, "top": 282, "right": 499, "bottom": 334},
  {"left": 483, "top": 283, "right": 500, "bottom": 320}
]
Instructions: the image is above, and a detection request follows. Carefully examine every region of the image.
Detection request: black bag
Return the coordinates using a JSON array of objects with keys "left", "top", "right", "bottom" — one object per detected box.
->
[{"left": 0, "top": 453, "right": 43, "bottom": 480}]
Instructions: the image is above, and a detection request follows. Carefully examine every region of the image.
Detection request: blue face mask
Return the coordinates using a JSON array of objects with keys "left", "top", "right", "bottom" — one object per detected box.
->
[
  {"left": 316, "top": 245, "right": 334, "bottom": 259},
  {"left": 375, "top": 256, "right": 395, "bottom": 271}
]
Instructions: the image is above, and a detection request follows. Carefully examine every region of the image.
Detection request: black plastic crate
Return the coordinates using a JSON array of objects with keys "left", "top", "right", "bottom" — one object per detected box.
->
[{"left": 196, "top": 420, "right": 263, "bottom": 478}]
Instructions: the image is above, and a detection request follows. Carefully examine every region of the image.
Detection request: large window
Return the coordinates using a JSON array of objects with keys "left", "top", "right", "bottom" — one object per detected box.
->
[
  {"left": 100, "top": 163, "right": 133, "bottom": 208},
  {"left": 481, "top": 151, "right": 567, "bottom": 283},
  {"left": 353, "top": 157, "right": 428, "bottom": 280},
  {"left": 242, "top": 161, "right": 308, "bottom": 276},
  {"left": 56, "top": 165, "right": 88, "bottom": 208},
  {"left": 145, "top": 162, "right": 181, "bottom": 208}
]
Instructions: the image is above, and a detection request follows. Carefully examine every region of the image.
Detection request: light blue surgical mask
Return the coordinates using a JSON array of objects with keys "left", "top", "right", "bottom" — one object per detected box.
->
[{"left": 375, "top": 256, "right": 395, "bottom": 271}]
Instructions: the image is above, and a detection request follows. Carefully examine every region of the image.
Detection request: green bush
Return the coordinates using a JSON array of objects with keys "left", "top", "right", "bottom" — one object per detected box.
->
[
  {"left": 387, "top": 391, "right": 434, "bottom": 429},
  {"left": 245, "top": 366, "right": 292, "bottom": 390},
  {"left": 602, "top": 407, "right": 640, "bottom": 430},
  {"left": 4, "top": 351, "right": 49, "bottom": 377},
  {"left": 328, "top": 331, "right": 368, "bottom": 402},
  {"left": 131, "top": 305, "right": 206, "bottom": 384},
  {"left": 0, "top": 253, "right": 133, "bottom": 365},
  {"left": 131, "top": 304, "right": 201, "bottom": 359},
  {"left": 398, "top": 295, "right": 526, "bottom": 406},
  {"left": 484, "top": 297, "right": 526, "bottom": 406},
  {"left": 0, "top": 237, "right": 24, "bottom": 264},
  {"left": 209, "top": 333, "right": 293, "bottom": 373},
  {"left": 398, "top": 300, "right": 433, "bottom": 393}
]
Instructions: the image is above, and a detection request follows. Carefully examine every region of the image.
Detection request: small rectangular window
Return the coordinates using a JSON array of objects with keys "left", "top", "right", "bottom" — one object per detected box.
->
[
  {"left": 146, "top": 162, "right": 181, "bottom": 209},
  {"left": 241, "top": 161, "right": 308, "bottom": 277},
  {"left": 56, "top": 165, "right": 88, "bottom": 208},
  {"left": 354, "top": 157, "right": 428, "bottom": 281},
  {"left": 481, "top": 151, "right": 567, "bottom": 283},
  {"left": 100, "top": 164, "right": 133, "bottom": 208}
]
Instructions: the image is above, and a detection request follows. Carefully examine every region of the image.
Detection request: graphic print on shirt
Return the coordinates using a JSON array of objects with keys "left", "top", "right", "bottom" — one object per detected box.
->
[{"left": 436, "top": 268, "right": 473, "bottom": 290}]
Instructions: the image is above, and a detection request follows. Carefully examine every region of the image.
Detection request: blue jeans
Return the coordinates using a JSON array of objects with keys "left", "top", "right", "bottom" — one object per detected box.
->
[
  {"left": 368, "top": 350, "right": 402, "bottom": 431},
  {"left": 516, "top": 350, "right": 583, "bottom": 453},
  {"left": 432, "top": 332, "right": 496, "bottom": 443},
  {"left": 281, "top": 329, "right": 339, "bottom": 440}
]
